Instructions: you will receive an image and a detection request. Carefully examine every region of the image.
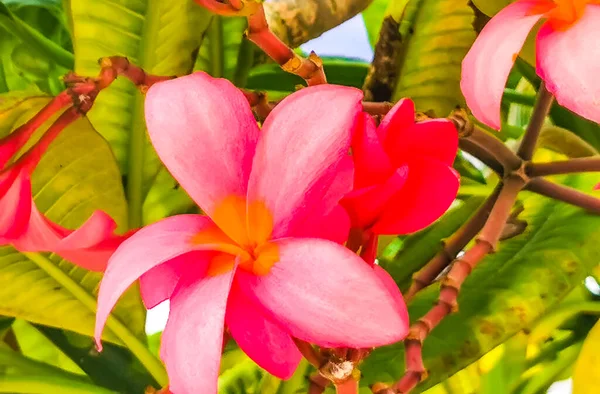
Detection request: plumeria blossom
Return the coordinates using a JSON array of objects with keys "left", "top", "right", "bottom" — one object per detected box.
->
[
  {"left": 461, "top": 0, "right": 600, "bottom": 129},
  {"left": 0, "top": 105, "right": 129, "bottom": 271},
  {"left": 341, "top": 99, "right": 459, "bottom": 245},
  {"left": 94, "top": 72, "right": 410, "bottom": 394}
]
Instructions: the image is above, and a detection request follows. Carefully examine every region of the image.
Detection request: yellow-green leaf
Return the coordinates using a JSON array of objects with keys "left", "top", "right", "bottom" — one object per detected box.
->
[
  {"left": 573, "top": 319, "right": 600, "bottom": 394},
  {"left": 0, "top": 94, "right": 145, "bottom": 344}
]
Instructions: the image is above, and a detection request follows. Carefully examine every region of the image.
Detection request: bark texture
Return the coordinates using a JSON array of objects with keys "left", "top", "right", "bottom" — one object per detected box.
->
[{"left": 264, "top": 0, "right": 374, "bottom": 48}]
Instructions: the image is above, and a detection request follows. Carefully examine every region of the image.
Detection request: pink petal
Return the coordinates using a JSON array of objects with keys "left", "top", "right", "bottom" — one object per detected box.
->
[
  {"left": 287, "top": 156, "right": 353, "bottom": 243},
  {"left": 352, "top": 113, "right": 393, "bottom": 188},
  {"left": 145, "top": 72, "right": 260, "bottom": 228},
  {"left": 247, "top": 85, "right": 363, "bottom": 239},
  {"left": 461, "top": 1, "right": 543, "bottom": 129},
  {"left": 162, "top": 268, "right": 235, "bottom": 394},
  {"left": 536, "top": 6, "right": 600, "bottom": 124},
  {"left": 95, "top": 214, "right": 222, "bottom": 346},
  {"left": 372, "top": 158, "right": 459, "bottom": 235},
  {"left": 378, "top": 99, "right": 416, "bottom": 145},
  {"left": 10, "top": 204, "right": 126, "bottom": 272},
  {"left": 373, "top": 265, "right": 409, "bottom": 323},
  {"left": 226, "top": 283, "right": 301, "bottom": 379},
  {"left": 0, "top": 168, "right": 31, "bottom": 239},
  {"left": 385, "top": 119, "right": 459, "bottom": 166},
  {"left": 341, "top": 167, "right": 409, "bottom": 229},
  {"left": 139, "top": 253, "right": 206, "bottom": 309},
  {"left": 236, "top": 238, "right": 409, "bottom": 348}
]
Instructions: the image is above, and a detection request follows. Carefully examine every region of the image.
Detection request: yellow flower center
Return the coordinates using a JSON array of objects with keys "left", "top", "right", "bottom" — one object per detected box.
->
[
  {"left": 191, "top": 196, "right": 279, "bottom": 276},
  {"left": 530, "top": 0, "right": 599, "bottom": 30}
]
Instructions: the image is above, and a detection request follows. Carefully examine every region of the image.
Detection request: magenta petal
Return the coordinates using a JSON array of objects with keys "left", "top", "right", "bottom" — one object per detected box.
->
[
  {"left": 385, "top": 119, "right": 459, "bottom": 166},
  {"left": 378, "top": 99, "right": 415, "bottom": 144},
  {"left": 145, "top": 72, "right": 260, "bottom": 220},
  {"left": 372, "top": 158, "right": 459, "bottom": 235},
  {"left": 341, "top": 167, "right": 409, "bottom": 229},
  {"left": 0, "top": 169, "right": 31, "bottom": 239},
  {"left": 247, "top": 85, "right": 363, "bottom": 238},
  {"left": 226, "top": 283, "right": 301, "bottom": 379},
  {"left": 139, "top": 252, "right": 209, "bottom": 309},
  {"left": 236, "top": 238, "right": 409, "bottom": 348},
  {"left": 536, "top": 6, "right": 600, "bottom": 124},
  {"left": 461, "top": 1, "right": 543, "bottom": 129},
  {"left": 162, "top": 269, "right": 235, "bottom": 394},
  {"left": 352, "top": 113, "right": 393, "bottom": 188},
  {"left": 94, "top": 215, "right": 220, "bottom": 346}
]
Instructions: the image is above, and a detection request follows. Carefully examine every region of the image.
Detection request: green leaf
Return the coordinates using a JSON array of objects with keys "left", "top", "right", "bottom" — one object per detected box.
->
[
  {"left": 573, "top": 319, "right": 600, "bottom": 394},
  {"left": 35, "top": 325, "right": 157, "bottom": 393},
  {"left": 392, "top": 0, "right": 476, "bottom": 117},
  {"left": 0, "top": 95, "right": 145, "bottom": 344},
  {"left": 142, "top": 167, "right": 195, "bottom": 225},
  {"left": 380, "top": 196, "right": 485, "bottom": 291},
  {"left": 362, "top": 0, "right": 390, "bottom": 48},
  {"left": 0, "top": 374, "right": 117, "bottom": 394},
  {"left": 194, "top": 15, "right": 250, "bottom": 85},
  {"left": 471, "top": 0, "right": 512, "bottom": 17},
  {"left": 362, "top": 166, "right": 600, "bottom": 390},
  {"left": 0, "top": 2, "right": 73, "bottom": 69},
  {"left": 11, "top": 320, "right": 83, "bottom": 375},
  {"left": 538, "top": 126, "right": 599, "bottom": 158},
  {"left": 66, "top": 0, "right": 212, "bottom": 227}
]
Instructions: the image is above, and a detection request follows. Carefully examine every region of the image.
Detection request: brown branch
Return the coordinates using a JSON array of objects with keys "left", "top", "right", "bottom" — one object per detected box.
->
[
  {"left": 95, "top": 56, "right": 174, "bottom": 92},
  {"left": 195, "top": 1, "right": 326, "bottom": 85},
  {"left": 362, "top": 101, "right": 394, "bottom": 117},
  {"left": 527, "top": 157, "right": 600, "bottom": 177},
  {"left": 458, "top": 139, "right": 504, "bottom": 175},
  {"left": 404, "top": 185, "right": 502, "bottom": 301},
  {"left": 310, "top": 373, "right": 331, "bottom": 394},
  {"left": 451, "top": 109, "right": 522, "bottom": 173},
  {"left": 377, "top": 177, "right": 526, "bottom": 394},
  {"left": 527, "top": 178, "right": 600, "bottom": 214},
  {"left": 293, "top": 338, "right": 324, "bottom": 368},
  {"left": 517, "top": 83, "right": 554, "bottom": 161}
]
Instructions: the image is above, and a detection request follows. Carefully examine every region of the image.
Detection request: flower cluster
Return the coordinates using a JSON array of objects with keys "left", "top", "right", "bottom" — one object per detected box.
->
[{"left": 90, "top": 72, "right": 459, "bottom": 393}]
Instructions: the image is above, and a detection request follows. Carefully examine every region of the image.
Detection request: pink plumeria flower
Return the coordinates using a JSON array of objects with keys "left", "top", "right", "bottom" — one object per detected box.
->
[
  {"left": 94, "top": 72, "right": 409, "bottom": 394},
  {"left": 341, "top": 99, "right": 459, "bottom": 261},
  {"left": 0, "top": 107, "right": 128, "bottom": 271},
  {"left": 461, "top": 0, "right": 600, "bottom": 129}
]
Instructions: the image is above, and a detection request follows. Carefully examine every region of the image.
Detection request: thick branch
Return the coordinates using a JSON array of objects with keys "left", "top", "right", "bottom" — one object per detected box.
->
[
  {"left": 527, "top": 178, "right": 600, "bottom": 214},
  {"left": 247, "top": 5, "right": 327, "bottom": 85},
  {"left": 404, "top": 186, "right": 502, "bottom": 301},
  {"left": 263, "top": 0, "right": 374, "bottom": 48},
  {"left": 458, "top": 139, "right": 504, "bottom": 175},
  {"left": 451, "top": 109, "right": 522, "bottom": 173},
  {"left": 310, "top": 373, "right": 331, "bottom": 394},
  {"left": 335, "top": 378, "right": 359, "bottom": 394},
  {"left": 517, "top": 83, "right": 554, "bottom": 161},
  {"left": 379, "top": 177, "right": 526, "bottom": 394},
  {"left": 293, "top": 338, "right": 324, "bottom": 368},
  {"left": 527, "top": 157, "right": 600, "bottom": 177}
]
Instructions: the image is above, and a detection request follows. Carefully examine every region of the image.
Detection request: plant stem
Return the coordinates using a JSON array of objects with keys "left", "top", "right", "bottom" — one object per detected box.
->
[
  {"left": 335, "top": 378, "right": 359, "bottom": 394},
  {"left": 527, "top": 157, "right": 600, "bottom": 177},
  {"left": 0, "top": 375, "right": 116, "bottom": 394},
  {"left": 208, "top": 16, "right": 224, "bottom": 78},
  {"left": 458, "top": 139, "right": 504, "bottom": 175},
  {"left": 293, "top": 338, "right": 323, "bottom": 368},
  {"left": 22, "top": 252, "right": 168, "bottom": 386},
  {"left": 381, "top": 177, "right": 526, "bottom": 394},
  {"left": 516, "top": 83, "right": 554, "bottom": 161},
  {"left": 451, "top": 109, "right": 521, "bottom": 172},
  {"left": 405, "top": 185, "right": 502, "bottom": 301},
  {"left": 309, "top": 373, "right": 330, "bottom": 394},
  {"left": 527, "top": 178, "right": 600, "bottom": 214}
]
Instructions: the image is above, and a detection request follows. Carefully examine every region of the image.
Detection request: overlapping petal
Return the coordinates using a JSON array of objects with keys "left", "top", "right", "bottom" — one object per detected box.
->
[
  {"left": 226, "top": 283, "right": 301, "bottom": 379},
  {"left": 145, "top": 72, "right": 260, "bottom": 240},
  {"left": 162, "top": 268, "right": 235, "bottom": 394},
  {"left": 236, "top": 238, "right": 409, "bottom": 348},
  {"left": 247, "top": 85, "right": 363, "bottom": 239},
  {"left": 536, "top": 5, "right": 600, "bottom": 125},
  {"left": 95, "top": 214, "right": 223, "bottom": 346},
  {"left": 461, "top": 0, "right": 543, "bottom": 129},
  {"left": 352, "top": 113, "right": 393, "bottom": 188},
  {"left": 385, "top": 119, "right": 459, "bottom": 166},
  {"left": 0, "top": 168, "right": 31, "bottom": 239},
  {"left": 372, "top": 158, "right": 460, "bottom": 235},
  {"left": 378, "top": 99, "right": 415, "bottom": 145}
]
